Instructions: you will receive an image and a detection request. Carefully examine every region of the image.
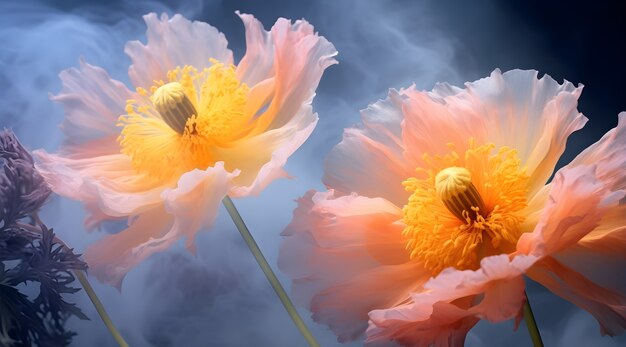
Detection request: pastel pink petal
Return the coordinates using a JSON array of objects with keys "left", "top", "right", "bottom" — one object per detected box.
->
[
  {"left": 125, "top": 13, "right": 233, "bottom": 88},
  {"left": 34, "top": 151, "right": 164, "bottom": 225},
  {"left": 566, "top": 112, "right": 626, "bottom": 196},
  {"left": 84, "top": 206, "right": 174, "bottom": 289},
  {"left": 235, "top": 12, "right": 276, "bottom": 86},
  {"left": 551, "top": 241, "right": 626, "bottom": 309},
  {"left": 323, "top": 89, "right": 413, "bottom": 206},
  {"left": 580, "top": 228, "right": 626, "bottom": 259},
  {"left": 219, "top": 104, "right": 317, "bottom": 197},
  {"left": 400, "top": 85, "right": 488, "bottom": 171},
  {"left": 405, "top": 70, "right": 586, "bottom": 198},
  {"left": 578, "top": 204, "right": 626, "bottom": 260},
  {"left": 312, "top": 262, "right": 426, "bottom": 344},
  {"left": 528, "top": 256, "right": 626, "bottom": 336},
  {"left": 516, "top": 165, "right": 624, "bottom": 257},
  {"left": 551, "top": 207, "right": 626, "bottom": 305},
  {"left": 244, "top": 77, "right": 276, "bottom": 120},
  {"left": 279, "top": 190, "right": 426, "bottom": 342},
  {"left": 236, "top": 13, "right": 338, "bottom": 132},
  {"left": 367, "top": 301, "right": 478, "bottom": 347},
  {"left": 161, "top": 162, "right": 238, "bottom": 253},
  {"left": 51, "top": 60, "right": 132, "bottom": 150},
  {"left": 463, "top": 69, "right": 587, "bottom": 195},
  {"left": 367, "top": 255, "right": 535, "bottom": 347},
  {"left": 85, "top": 162, "right": 237, "bottom": 288}
]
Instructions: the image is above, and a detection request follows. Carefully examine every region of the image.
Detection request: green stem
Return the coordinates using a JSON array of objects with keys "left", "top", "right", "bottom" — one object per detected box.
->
[
  {"left": 222, "top": 196, "right": 320, "bottom": 347},
  {"left": 523, "top": 291, "right": 544, "bottom": 347},
  {"left": 75, "top": 271, "right": 130, "bottom": 347}
]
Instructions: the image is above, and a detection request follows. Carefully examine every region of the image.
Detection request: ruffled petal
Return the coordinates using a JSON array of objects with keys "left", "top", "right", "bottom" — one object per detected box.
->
[
  {"left": 528, "top": 256, "right": 626, "bottom": 336},
  {"left": 52, "top": 60, "right": 132, "bottom": 151},
  {"left": 219, "top": 104, "right": 317, "bottom": 197},
  {"left": 367, "top": 255, "right": 534, "bottom": 347},
  {"left": 235, "top": 12, "right": 276, "bottom": 87},
  {"left": 549, "top": 230, "right": 626, "bottom": 321},
  {"left": 569, "top": 205, "right": 626, "bottom": 270},
  {"left": 125, "top": 13, "right": 233, "bottom": 88},
  {"left": 567, "top": 113, "right": 626, "bottom": 197},
  {"left": 161, "top": 162, "right": 239, "bottom": 253},
  {"left": 206, "top": 14, "right": 336, "bottom": 196},
  {"left": 236, "top": 13, "right": 338, "bottom": 133},
  {"left": 580, "top": 228, "right": 626, "bottom": 261},
  {"left": 400, "top": 85, "right": 488, "bottom": 171},
  {"left": 514, "top": 117, "right": 626, "bottom": 337},
  {"left": 85, "top": 162, "right": 237, "bottom": 288},
  {"left": 578, "top": 204, "right": 626, "bottom": 260},
  {"left": 278, "top": 190, "right": 426, "bottom": 342},
  {"left": 323, "top": 89, "right": 413, "bottom": 206},
  {"left": 402, "top": 69, "right": 586, "bottom": 197},
  {"left": 463, "top": 69, "right": 587, "bottom": 195},
  {"left": 84, "top": 205, "right": 173, "bottom": 289},
  {"left": 516, "top": 165, "right": 624, "bottom": 258},
  {"left": 34, "top": 151, "right": 164, "bottom": 226}
]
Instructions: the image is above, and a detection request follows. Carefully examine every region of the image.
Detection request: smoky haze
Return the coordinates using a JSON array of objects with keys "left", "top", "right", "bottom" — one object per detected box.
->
[{"left": 1, "top": 0, "right": 624, "bottom": 346}]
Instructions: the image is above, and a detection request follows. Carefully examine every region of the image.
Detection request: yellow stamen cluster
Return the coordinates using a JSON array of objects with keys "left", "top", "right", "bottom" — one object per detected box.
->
[
  {"left": 117, "top": 60, "right": 250, "bottom": 182},
  {"left": 402, "top": 139, "right": 529, "bottom": 274}
]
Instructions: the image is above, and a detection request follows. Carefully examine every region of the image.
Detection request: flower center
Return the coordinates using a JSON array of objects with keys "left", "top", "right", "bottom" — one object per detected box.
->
[
  {"left": 435, "top": 167, "right": 486, "bottom": 222},
  {"left": 402, "top": 139, "right": 529, "bottom": 274},
  {"left": 152, "top": 82, "right": 197, "bottom": 134},
  {"left": 118, "top": 60, "right": 250, "bottom": 182}
]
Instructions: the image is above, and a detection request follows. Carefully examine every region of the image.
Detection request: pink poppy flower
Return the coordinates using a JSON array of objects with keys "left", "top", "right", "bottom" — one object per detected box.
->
[
  {"left": 34, "top": 12, "right": 337, "bottom": 288},
  {"left": 279, "top": 69, "right": 626, "bottom": 346}
]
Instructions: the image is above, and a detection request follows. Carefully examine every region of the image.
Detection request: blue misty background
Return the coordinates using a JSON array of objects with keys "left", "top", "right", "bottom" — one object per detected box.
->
[{"left": 1, "top": 0, "right": 625, "bottom": 346}]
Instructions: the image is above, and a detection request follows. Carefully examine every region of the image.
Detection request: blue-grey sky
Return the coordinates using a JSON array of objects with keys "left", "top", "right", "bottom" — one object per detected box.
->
[{"left": 1, "top": 0, "right": 625, "bottom": 346}]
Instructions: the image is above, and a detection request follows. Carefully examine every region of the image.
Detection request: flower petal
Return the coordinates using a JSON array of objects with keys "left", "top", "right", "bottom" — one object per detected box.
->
[
  {"left": 278, "top": 190, "right": 426, "bottom": 342},
  {"left": 466, "top": 70, "right": 586, "bottom": 194},
  {"left": 403, "top": 69, "right": 586, "bottom": 197},
  {"left": 211, "top": 13, "right": 336, "bottom": 196},
  {"left": 528, "top": 256, "right": 626, "bottom": 336},
  {"left": 235, "top": 12, "right": 276, "bottom": 87},
  {"left": 567, "top": 112, "right": 626, "bottom": 196},
  {"left": 323, "top": 89, "right": 413, "bottom": 206},
  {"left": 125, "top": 13, "right": 233, "bottom": 88},
  {"left": 578, "top": 204, "right": 626, "bottom": 260},
  {"left": 85, "top": 162, "right": 237, "bottom": 288},
  {"left": 236, "top": 13, "right": 338, "bottom": 133},
  {"left": 367, "top": 255, "right": 534, "bottom": 347},
  {"left": 84, "top": 205, "right": 173, "bottom": 289},
  {"left": 161, "top": 162, "right": 238, "bottom": 253},
  {"left": 219, "top": 104, "right": 317, "bottom": 197},
  {"left": 34, "top": 151, "right": 164, "bottom": 226},
  {"left": 36, "top": 60, "right": 160, "bottom": 229},
  {"left": 51, "top": 60, "right": 132, "bottom": 150},
  {"left": 552, "top": 206, "right": 626, "bottom": 313},
  {"left": 400, "top": 85, "right": 487, "bottom": 171},
  {"left": 516, "top": 165, "right": 624, "bottom": 257}
]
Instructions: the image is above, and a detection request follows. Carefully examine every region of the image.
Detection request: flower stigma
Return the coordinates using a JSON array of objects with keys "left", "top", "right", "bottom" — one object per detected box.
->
[
  {"left": 153, "top": 82, "right": 198, "bottom": 134},
  {"left": 435, "top": 166, "right": 486, "bottom": 222}
]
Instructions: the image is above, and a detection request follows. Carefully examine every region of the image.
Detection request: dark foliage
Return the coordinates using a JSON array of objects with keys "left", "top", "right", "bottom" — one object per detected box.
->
[{"left": 0, "top": 130, "right": 87, "bottom": 347}]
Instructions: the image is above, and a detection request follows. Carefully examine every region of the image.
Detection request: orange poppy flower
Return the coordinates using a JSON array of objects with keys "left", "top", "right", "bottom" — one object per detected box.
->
[{"left": 279, "top": 69, "right": 626, "bottom": 346}]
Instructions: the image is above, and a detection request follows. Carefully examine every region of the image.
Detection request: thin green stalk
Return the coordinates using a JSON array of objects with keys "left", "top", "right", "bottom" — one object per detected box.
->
[
  {"left": 523, "top": 291, "right": 544, "bottom": 347},
  {"left": 74, "top": 271, "right": 130, "bottom": 347},
  {"left": 222, "top": 196, "right": 320, "bottom": 347}
]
